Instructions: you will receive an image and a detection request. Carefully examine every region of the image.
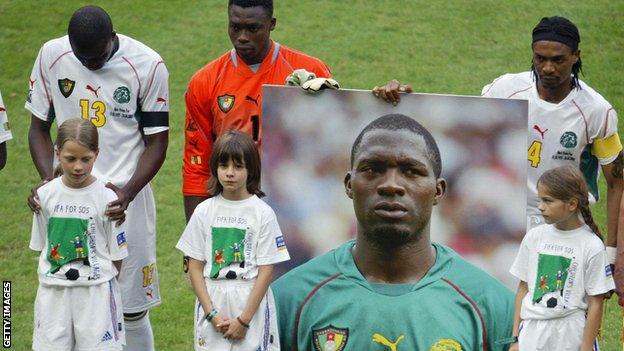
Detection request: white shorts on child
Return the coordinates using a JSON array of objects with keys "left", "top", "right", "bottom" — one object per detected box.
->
[
  {"left": 33, "top": 279, "right": 125, "bottom": 351},
  {"left": 519, "top": 311, "right": 598, "bottom": 351},
  {"left": 194, "top": 279, "right": 280, "bottom": 351}
]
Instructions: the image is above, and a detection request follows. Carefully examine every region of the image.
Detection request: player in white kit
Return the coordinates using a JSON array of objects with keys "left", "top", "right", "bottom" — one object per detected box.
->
[
  {"left": 481, "top": 17, "right": 623, "bottom": 294},
  {"left": 0, "top": 89, "right": 13, "bottom": 170},
  {"left": 25, "top": 6, "right": 168, "bottom": 350}
]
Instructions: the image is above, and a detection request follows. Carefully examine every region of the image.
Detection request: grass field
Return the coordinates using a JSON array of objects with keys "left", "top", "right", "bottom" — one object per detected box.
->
[{"left": 1, "top": 1, "right": 623, "bottom": 349}]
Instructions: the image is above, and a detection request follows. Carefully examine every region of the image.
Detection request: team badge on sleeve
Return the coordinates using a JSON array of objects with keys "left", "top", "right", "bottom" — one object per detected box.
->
[
  {"left": 606, "top": 264, "right": 613, "bottom": 277},
  {"left": 313, "top": 325, "right": 348, "bottom": 351},
  {"left": 275, "top": 236, "right": 287, "bottom": 251},
  {"left": 58, "top": 78, "right": 76, "bottom": 98},
  {"left": 217, "top": 94, "right": 235, "bottom": 113},
  {"left": 116, "top": 232, "right": 127, "bottom": 249}
]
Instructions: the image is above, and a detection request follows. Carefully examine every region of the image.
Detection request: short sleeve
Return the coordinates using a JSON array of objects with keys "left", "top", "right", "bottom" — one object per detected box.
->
[
  {"left": 509, "top": 231, "right": 532, "bottom": 281},
  {"left": 25, "top": 46, "right": 53, "bottom": 121},
  {"left": 585, "top": 248, "right": 615, "bottom": 296},
  {"left": 106, "top": 220, "right": 129, "bottom": 261},
  {"left": 182, "top": 82, "right": 213, "bottom": 197},
  {"left": 0, "top": 90, "right": 13, "bottom": 143},
  {"left": 255, "top": 207, "right": 290, "bottom": 266},
  {"left": 140, "top": 61, "right": 169, "bottom": 135},
  {"left": 29, "top": 213, "right": 47, "bottom": 251},
  {"left": 176, "top": 210, "right": 208, "bottom": 261}
]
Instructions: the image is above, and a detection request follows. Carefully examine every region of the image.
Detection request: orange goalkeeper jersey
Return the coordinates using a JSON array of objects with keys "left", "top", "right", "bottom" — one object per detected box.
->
[{"left": 183, "top": 41, "right": 331, "bottom": 196}]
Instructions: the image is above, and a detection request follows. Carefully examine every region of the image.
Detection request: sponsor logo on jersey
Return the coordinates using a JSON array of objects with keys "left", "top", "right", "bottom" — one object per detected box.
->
[
  {"left": 313, "top": 325, "right": 348, "bottom": 351},
  {"left": 560, "top": 131, "right": 578, "bottom": 148},
  {"left": 275, "top": 236, "right": 287, "bottom": 251},
  {"left": 532, "top": 124, "right": 548, "bottom": 139},
  {"left": 606, "top": 264, "right": 613, "bottom": 277},
  {"left": 218, "top": 94, "right": 235, "bottom": 113},
  {"left": 429, "top": 338, "right": 462, "bottom": 350},
  {"left": 113, "top": 86, "right": 131, "bottom": 104},
  {"left": 101, "top": 330, "right": 113, "bottom": 342},
  {"left": 86, "top": 84, "right": 101, "bottom": 98},
  {"left": 58, "top": 78, "right": 75, "bottom": 98},
  {"left": 372, "top": 333, "right": 404, "bottom": 351},
  {"left": 116, "top": 232, "right": 127, "bottom": 249}
]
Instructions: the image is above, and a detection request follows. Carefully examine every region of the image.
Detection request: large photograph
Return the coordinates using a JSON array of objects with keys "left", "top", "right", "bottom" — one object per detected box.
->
[{"left": 262, "top": 85, "right": 528, "bottom": 288}]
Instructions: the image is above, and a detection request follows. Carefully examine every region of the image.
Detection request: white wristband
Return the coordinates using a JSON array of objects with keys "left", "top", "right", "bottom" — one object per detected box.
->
[{"left": 606, "top": 246, "right": 617, "bottom": 265}]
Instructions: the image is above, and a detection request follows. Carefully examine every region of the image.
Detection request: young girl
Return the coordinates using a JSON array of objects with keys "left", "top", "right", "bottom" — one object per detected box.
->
[
  {"left": 30, "top": 119, "right": 127, "bottom": 350},
  {"left": 176, "top": 130, "right": 290, "bottom": 351},
  {"left": 509, "top": 165, "right": 614, "bottom": 351}
]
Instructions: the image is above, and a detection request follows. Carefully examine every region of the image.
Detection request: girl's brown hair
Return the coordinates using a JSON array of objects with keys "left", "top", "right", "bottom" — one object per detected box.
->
[
  {"left": 537, "top": 165, "right": 602, "bottom": 240},
  {"left": 207, "top": 130, "right": 265, "bottom": 198},
  {"left": 54, "top": 119, "right": 99, "bottom": 177}
]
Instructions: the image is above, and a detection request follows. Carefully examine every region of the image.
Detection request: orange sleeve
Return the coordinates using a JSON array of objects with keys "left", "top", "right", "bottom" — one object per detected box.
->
[
  {"left": 182, "top": 80, "right": 213, "bottom": 197},
  {"left": 311, "top": 59, "right": 331, "bottom": 78}
]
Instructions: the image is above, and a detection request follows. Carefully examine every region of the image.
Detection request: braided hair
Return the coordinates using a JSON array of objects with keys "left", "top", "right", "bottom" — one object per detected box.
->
[
  {"left": 537, "top": 165, "right": 601, "bottom": 240},
  {"left": 531, "top": 16, "right": 583, "bottom": 89}
]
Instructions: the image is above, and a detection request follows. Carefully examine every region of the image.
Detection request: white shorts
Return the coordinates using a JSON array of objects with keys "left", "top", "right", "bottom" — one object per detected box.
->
[
  {"left": 33, "top": 279, "right": 125, "bottom": 351},
  {"left": 117, "top": 184, "right": 160, "bottom": 313},
  {"left": 194, "top": 279, "right": 280, "bottom": 351},
  {"left": 519, "top": 312, "right": 598, "bottom": 351}
]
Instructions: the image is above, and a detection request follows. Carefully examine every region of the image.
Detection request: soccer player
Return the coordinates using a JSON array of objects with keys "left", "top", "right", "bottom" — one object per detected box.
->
[
  {"left": 0, "top": 89, "right": 13, "bottom": 170},
  {"left": 182, "top": 0, "right": 331, "bottom": 220},
  {"left": 272, "top": 114, "right": 514, "bottom": 350},
  {"left": 480, "top": 16, "right": 624, "bottom": 302},
  {"left": 25, "top": 6, "right": 168, "bottom": 350}
]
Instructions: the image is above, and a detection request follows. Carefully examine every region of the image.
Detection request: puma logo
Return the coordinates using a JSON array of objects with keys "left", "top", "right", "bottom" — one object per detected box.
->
[
  {"left": 245, "top": 95, "right": 260, "bottom": 106},
  {"left": 156, "top": 97, "right": 167, "bottom": 103},
  {"left": 29, "top": 78, "right": 36, "bottom": 88},
  {"left": 86, "top": 84, "right": 101, "bottom": 97},
  {"left": 372, "top": 333, "right": 405, "bottom": 351},
  {"left": 533, "top": 124, "right": 548, "bottom": 139},
  {"left": 0, "top": 107, "right": 5, "bottom": 112}
]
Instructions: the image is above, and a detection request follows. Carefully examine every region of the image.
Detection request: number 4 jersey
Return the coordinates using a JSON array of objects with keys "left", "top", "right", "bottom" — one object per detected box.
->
[
  {"left": 482, "top": 72, "right": 621, "bottom": 226},
  {"left": 25, "top": 34, "right": 169, "bottom": 186}
]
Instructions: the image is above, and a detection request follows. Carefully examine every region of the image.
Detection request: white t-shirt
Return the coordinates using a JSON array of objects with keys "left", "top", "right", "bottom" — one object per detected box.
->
[
  {"left": 30, "top": 178, "right": 128, "bottom": 286},
  {"left": 176, "top": 194, "right": 290, "bottom": 280},
  {"left": 482, "top": 72, "right": 620, "bottom": 227},
  {"left": 510, "top": 224, "right": 614, "bottom": 320},
  {"left": 25, "top": 34, "right": 169, "bottom": 186},
  {"left": 0, "top": 90, "right": 12, "bottom": 143}
]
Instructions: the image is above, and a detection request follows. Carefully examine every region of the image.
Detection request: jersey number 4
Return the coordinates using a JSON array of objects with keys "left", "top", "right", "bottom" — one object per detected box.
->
[
  {"left": 80, "top": 99, "right": 107, "bottom": 127},
  {"left": 528, "top": 140, "right": 542, "bottom": 168}
]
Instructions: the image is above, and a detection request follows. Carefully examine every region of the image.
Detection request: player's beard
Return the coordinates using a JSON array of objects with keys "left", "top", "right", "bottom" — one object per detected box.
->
[{"left": 364, "top": 222, "right": 426, "bottom": 250}]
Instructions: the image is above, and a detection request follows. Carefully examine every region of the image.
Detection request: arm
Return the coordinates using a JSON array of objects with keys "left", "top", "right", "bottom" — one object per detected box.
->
[
  {"left": 222, "top": 264, "right": 274, "bottom": 339},
  {"left": 28, "top": 115, "right": 54, "bottom": 181},
  {"left": 188, "top": 258, "right": 227, "bottom": 332},
  {"left": 0, "top": 142, "right": 6, "bottom": 170},
  {"left": 509, "top": 280, "right": 528, "bottom": 351},
  {"left": 580, "top": 294, "right": 604, "bottom": 351},
  {"left": 600, "top": 152, "right": 624, "bottom": 249},
  {"left": 106, "top": 129, "right": 168, "bottom": 223}
]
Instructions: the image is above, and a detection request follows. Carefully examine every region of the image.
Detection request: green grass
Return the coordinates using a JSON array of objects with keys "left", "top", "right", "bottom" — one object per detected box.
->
[{"left": 0, "top": 0, "right": 623, "bottom": 349}]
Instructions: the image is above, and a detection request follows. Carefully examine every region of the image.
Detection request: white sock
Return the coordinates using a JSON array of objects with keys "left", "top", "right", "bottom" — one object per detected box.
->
[{"left": 123, "top": 312, "right": 155, "bottom": 351}]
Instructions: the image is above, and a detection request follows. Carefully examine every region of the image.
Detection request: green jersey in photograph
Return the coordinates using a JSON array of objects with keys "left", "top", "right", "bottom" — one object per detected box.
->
[{"left": 273, "top": 241, "right": 514, "bottom": 351}]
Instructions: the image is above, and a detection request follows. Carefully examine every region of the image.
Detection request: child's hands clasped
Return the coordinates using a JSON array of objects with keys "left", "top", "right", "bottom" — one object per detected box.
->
[
  {"left": 220, "top": 316, "right": 249, "bottom": 340},
  {"left": 211, "top": 315, "right": 228, "bottom": 334}
]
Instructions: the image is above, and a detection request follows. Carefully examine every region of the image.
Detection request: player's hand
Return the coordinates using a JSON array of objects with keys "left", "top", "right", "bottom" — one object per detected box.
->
[
  {"left": 509, "top": 342, "right": 519, "bottom": 351},
  {"left": 27, "top": 179, "right": 49, "bottom": 213},
  {"left": 105, "top": 182, "right": 131, "bottom": 226},
  {"left": 613, "top": 263, "right": 624, "bottom": 306},
  {"left": 372, "top": 79, "right": 413, "bottom": 105},
  {"left": 221, "top": 317, "right": 248, "bottom": 340}
]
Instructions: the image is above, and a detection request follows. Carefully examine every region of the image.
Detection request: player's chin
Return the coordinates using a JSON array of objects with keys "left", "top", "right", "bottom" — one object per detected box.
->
[{"left": 365, "top": 224, "right": 420, "bottom": 249}]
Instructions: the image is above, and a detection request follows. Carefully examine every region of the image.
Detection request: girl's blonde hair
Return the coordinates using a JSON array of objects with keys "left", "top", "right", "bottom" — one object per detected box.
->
[
  {"left": 537, "top": 165, "right": 602, "bottom": 240},
  {"left": 54, "top": 119, "right": 98, "bottom": 177}
]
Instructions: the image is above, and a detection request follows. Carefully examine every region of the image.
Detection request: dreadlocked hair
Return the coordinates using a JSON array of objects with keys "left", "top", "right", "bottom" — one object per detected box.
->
[{"left": 537, "top": 165, "right": 602, "bottom": 240}]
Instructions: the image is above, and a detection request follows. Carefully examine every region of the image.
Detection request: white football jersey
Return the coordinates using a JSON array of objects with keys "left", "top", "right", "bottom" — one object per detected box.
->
[
  {"left": 0, "top": 90, "right": 12, "bottom": 143},
  {"left": 482, "top": 72, "right": 620, "bottom": 224},
  {"left": 25, "top": 34, "right": 169, "bottom": 186}
]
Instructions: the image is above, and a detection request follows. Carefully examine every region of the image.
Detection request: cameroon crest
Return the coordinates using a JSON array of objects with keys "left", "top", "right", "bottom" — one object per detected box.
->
[
  {"left": 313, "top": 325, "right": 348, "bottom": 351},
  {"left": 218, "top": 94, "right": 235, "bottom": 113},
  {"left": 58, "top": 78, "right": 75, "bottom": 98}
]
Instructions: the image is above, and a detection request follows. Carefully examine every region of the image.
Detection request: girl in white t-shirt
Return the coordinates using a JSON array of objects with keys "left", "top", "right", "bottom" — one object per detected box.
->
[
  {"left": 30, "top": 119, "right": 127, "bottom": 350},
  {"left": 177, "top": 130, "right": 290, "bottom": 351},
  {"left": 509, "top": 165, "right": 613, "bottom": 351}
]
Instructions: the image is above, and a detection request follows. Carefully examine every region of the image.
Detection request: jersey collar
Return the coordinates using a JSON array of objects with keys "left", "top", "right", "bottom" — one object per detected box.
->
[
  {"left": 334, "top": 240, "right": 453, "bottom": 295},
  {"left": 230, "top": 41, "right": 281, "bottom": 76}
]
